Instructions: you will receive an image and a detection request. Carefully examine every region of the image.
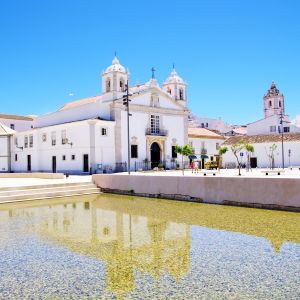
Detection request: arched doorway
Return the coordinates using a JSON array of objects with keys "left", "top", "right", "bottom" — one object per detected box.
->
[{"left": 150, "top": 142, "right": 161, "bottom": 168}]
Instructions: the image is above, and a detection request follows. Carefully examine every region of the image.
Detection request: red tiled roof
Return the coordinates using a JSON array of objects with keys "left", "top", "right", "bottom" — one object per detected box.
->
[
  {"left": 59, "top": 95, "right": 102, "bottom": 111},
  {"left": 0, "top": 114, "right": 34, "bottom": 121},
  {"left": 188, "top": 127, "right": 225, "bottom": 139},
  {"left": 224, "top": 133, "right": 300, "bottom": 145}
]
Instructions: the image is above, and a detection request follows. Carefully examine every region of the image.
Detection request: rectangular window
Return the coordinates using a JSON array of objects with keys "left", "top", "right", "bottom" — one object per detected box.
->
[
  {"left": 14, "top": 137, "right": 18, "bottom": 146},
  {"left": 62, "top": 155, "right": 66, "bottom": 161},
  {"left": 270, "top": 126, "right": 276, "bottom": 132},
  {"left": 61, "top": 130, "right": 67, "bottom": 144},
  {"left": 24, "top": 136, "right": 28, "bottom": 148},
  {"left": 284, "top": 127, "right": 290, "bottom": 133},
  {"left": 71, "top": 154, "right": 75, "bottom": 160},
  {"left": 101, "top": 128, "right": 107, "bottom": 136},
  {"left": 172, "top": 146, "right": 177, "bottom": 158},
  {"left": 201, "top": 123, "right": 205, "bottom": 128},
  {"left": 10, "top": 124, "right": 15, "bottom": 130},
  {"left": 29, "top": 135, "right": 33, "bottom": 148},
  {"left": 131, "top": 145, "right": 138, "bottom": 158},
  {"left": 150, "top": 115, "right": 160, "bottom": 134},
  {"left": 206, "top": 123, "right": 208, "bottom": 128},
  {"left": 15, "top": 154, "right": 18, "bottom": 161},
  {"left": 51, "top": 132, "right": 56, "bottom": 146},
  {"left": 216, "top": 143, "right": 220, "bottom": 150},
  {"left": 42, "top": 133, "right": 47, "bottom": 142}
]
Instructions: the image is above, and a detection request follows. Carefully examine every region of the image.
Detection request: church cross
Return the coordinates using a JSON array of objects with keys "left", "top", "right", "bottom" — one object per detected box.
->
[{"left": 151, "top": 67, "right": 155, "bottom": 79}]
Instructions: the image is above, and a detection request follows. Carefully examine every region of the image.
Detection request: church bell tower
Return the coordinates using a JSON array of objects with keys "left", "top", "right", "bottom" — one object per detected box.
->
[{"left": 263, "top": 82, "right": 284, "bottom": 118}]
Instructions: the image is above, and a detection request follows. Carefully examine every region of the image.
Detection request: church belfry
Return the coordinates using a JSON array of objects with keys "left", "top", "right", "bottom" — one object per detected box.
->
[
  {"left": 102, "top": 56, "right": 129, "bottom": 99},
  {"left": 263, "top": 82, "right": 284, "bottom": 118},
  {"left": 162, "top": 66, "right": 187, "bottom": 106}
]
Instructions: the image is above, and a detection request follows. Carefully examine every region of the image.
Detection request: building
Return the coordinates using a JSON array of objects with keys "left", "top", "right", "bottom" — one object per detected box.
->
[
  {"left": 0, "top": 114, "right": 34, "bottom": 132},
  {"left": 188, "top": 127, "right": 225, "bottom": 168},
  {"left": 188, "top": 112, "right": 232, "bottom": 134},
  {"left": 247, "top": 82, "right": 300, "bottom": 136},
  {"left": 222, "top": 133, "right": 300, "bottom": 168},
  {"left": 9, "top": 56, "right": 189, "bottom": 173},
  {"left": 0, "top": 123, "right": 15, "bottom": 172}
]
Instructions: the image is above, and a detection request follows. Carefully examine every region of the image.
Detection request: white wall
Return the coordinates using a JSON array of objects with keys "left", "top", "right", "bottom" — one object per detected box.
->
[
  {"left": 11, "top": 119, "right": 116, "bottom": 174},
  {"left": 222, "top": 141, "right": 300, "bottom": 168},
  {"left": 188, "top": 137, "right": 225, "bottom": 159},
  {"left": 0, "top": 118, "right": 33, "bottom": 132},
  {"left": 0, "top": 136, "right": 10, "bottom": 172},
  {"left": 34, "top": 101, "right": 111, "bottom": 128}
]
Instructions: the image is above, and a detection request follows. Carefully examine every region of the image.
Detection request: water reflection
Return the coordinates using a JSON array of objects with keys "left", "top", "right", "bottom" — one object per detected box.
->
[{"left": 0, "top": 194, "right": 299, "bottom": 299}]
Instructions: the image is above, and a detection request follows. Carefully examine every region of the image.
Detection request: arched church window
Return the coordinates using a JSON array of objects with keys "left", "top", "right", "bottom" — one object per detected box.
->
[
  {"left": 120, "top": 78, "right": 125, "bottom": 92},
  {"left": 167, "top": 87, "right": 171, "bottom": 95},
  {"left": 179, "top": 88, "right": 184, "bottom": 100},
  {"left": 279, "top": 101, "right": 281, "bottom": 107},
  {"left": 269, "top": 100, "right": 272, "bottom": 107},
  {"left": 106, "top": 78, "right": 111, "bottom": 92}
]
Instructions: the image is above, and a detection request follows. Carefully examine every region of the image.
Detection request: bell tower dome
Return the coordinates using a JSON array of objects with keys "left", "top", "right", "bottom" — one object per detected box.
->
[
  {"left": 102, "top": 55, "right": 129, "bottom": 100},
  {"left": 263, "top": 81, "right": 284, "bottom": 118},
  {"left": 163, "top": 66, "right": 187, "bottom": 106}
]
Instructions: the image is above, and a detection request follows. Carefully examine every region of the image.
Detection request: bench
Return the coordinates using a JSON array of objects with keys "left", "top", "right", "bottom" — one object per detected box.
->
[
  {"left": 202, "top": 170, "right": 217, "bottom": 176},
  {"left": 262, "top": 170, "right": 285, "bottom": 176}
]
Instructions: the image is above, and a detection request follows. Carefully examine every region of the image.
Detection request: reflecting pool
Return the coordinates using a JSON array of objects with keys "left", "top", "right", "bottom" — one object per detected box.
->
[{"left": 0, "top": 194, "right": 299, "bottom": 299}]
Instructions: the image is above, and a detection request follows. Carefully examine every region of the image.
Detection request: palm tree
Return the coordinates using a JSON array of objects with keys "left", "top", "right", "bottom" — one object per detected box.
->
[
  {"left": 175, "top": 144, "right": 193, "bottom": 175},
  {"left": 218, "top": 146, "right": 228, "bottom": 171},
  {"left": 244, "top": 143, "right": 254, "bottom": 171}
]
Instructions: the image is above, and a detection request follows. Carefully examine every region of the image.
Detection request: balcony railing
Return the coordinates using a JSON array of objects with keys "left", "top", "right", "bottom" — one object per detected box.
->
[
  {"left": 145, "top": 128, "right": 168, "bottom": 136},
  {"left": 201, "top": 148, "right": 207, "bottom": 155}
]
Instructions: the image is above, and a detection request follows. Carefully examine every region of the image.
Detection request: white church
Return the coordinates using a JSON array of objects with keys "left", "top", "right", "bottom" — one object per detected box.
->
[{"left": 0, "top": 56, "right": 189, "bottom": 173}]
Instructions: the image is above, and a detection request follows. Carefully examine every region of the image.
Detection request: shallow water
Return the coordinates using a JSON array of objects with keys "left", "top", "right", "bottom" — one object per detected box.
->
[{"left": 0, "top": 194, "right": 299, "bottom": 299}]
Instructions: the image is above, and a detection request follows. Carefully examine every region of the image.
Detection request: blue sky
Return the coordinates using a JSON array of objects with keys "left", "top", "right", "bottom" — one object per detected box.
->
[{"left": 0, "top": 0, "right": 299, "bottom": 124}]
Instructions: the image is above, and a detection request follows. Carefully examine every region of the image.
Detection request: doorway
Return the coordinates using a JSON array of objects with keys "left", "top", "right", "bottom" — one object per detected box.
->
[
  {"left": 52, "top": 156, "right": 56, "bottom": 173},
  {"left": 150, "top": 142, "right": 161, "bottom": 168},
  {"left": 27, "top": 155, "right": 31, "bottom": 172},
  {"left": 250, "top": 157, "right": 257, "bottom": 168},
  {"left": 83, "top": 154, "right": 89, "bottom": 173}
]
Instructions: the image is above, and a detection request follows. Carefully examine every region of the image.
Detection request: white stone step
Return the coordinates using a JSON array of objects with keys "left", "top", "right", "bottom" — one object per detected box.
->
[
  {"left": 0, "top": 183, "right": 96, "bottom": 197},
  {"left": 0, "top": 187, "right": 100, "bottom": 204},
  {"left": 0, "top": 181, "right": 94, "bottom": 192}
]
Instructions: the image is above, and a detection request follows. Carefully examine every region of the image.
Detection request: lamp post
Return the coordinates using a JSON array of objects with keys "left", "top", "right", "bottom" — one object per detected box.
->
[
  {"left": 123, "top": 80, "right": 132, "bottom": 174},
  {"left": 288, "top": 149, "right": 291, "bottom": 167},
  {"left": 279, "top": 112, "right": 285, "bottom": 170}
]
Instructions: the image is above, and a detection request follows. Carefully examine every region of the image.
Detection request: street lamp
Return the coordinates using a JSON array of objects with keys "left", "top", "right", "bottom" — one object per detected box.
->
[
  {"left": 123, "top": 80, "right": 132, "bottom": 174},
  {"left": 279, "top": 112, "right": 285, "bottom": 170},
  {"left": 288, "top": 149, "right": 291, "bottom": 167}
]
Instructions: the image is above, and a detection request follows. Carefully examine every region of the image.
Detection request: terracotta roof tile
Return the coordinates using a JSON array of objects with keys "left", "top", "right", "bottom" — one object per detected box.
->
[
  {"left": 59, "top": 95, "right": 102, "bottom": 111},
  {"left": 224, "top": 133, "right": 300, "bottom": 145},
  {"left": 0, "top": 114, "right": 34, "bottom": 121},
  {"left": 188, "top": 127, "right": 225, "bottom": 139}
]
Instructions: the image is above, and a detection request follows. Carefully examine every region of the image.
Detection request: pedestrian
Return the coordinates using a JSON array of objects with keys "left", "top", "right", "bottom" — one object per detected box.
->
[
  {"left": 194, "top": 161, "right": 199, "bottom": 173},
  {"left": 191, "top": 160, "right": 195, "bottom": 173}
]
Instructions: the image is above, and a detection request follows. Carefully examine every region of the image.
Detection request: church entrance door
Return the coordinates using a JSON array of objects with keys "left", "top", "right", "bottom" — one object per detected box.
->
[{"left": 150, "top": 142, "right": 161, "bottom": 169}]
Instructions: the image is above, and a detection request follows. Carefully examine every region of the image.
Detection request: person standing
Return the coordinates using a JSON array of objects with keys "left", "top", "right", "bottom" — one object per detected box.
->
[
  {"left": 194, "top": 160, "right": 199, "bottom": 174},
  {"left": 191, "top": 160, "right": 195, "bottom": 174}
]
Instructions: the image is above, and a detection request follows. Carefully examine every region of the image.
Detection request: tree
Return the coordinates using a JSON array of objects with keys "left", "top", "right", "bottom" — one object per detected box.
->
[
  {"left": 175, "top": 144, "right": 193, "bottom": 175},
  {"left": 244, "top": 143, "right": 254, "bottom": 171},
  {"left": 218, "top": 146, "right": 228, "bottom": 170},
  {"left": 231, "top": 142, "right": 245, "bottom": 176},
  {"left": 265, "top": 144, "right": 277, "bottom": 169}
]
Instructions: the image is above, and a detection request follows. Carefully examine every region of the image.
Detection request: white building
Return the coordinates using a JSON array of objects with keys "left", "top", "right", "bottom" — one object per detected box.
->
[
  {"left": 188, "top": 127, "right": 225, "bottom": 168},
  {"left": 0, "top": 123, "right": 15, "bottom": 172},
  {"left": 0, "top": 114, "right": 34, "bottom": 132},
  {"left": 188, "top": 113, "right": 232, "bottom": 134},
  {"left": 9, "top": 56, "right": 189, "bottom": 174},
  {"left": 222, "top": 133, "right": 300, "bottom": 168},
  {"left": 247, "top": 82, "right": 300, "bottom": 136}
]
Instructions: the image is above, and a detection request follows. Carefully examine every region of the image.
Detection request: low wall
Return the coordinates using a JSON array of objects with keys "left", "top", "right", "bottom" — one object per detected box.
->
[
  {"left": 92, "top": 174, "right": 300, "bottom": 211},
  {"left": 0, "top": 173, "right": 65, "bottom": 179}
]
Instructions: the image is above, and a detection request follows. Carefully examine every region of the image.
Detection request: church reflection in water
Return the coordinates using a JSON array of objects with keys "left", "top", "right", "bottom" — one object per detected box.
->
[
  {"left": 10, "top": 196, "right": 191, "bottom": 297},
  {"left": 1, "top": 193, "right": 299, "bottom": 298}
]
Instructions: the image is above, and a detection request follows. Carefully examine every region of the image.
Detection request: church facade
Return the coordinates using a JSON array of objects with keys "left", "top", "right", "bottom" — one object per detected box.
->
[{"left": 8, "top": 57, "right": 189, "bottom": 174}]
